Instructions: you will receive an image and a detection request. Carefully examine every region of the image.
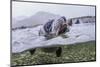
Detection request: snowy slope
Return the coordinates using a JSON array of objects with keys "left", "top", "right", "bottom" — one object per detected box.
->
[{"left": 12, "top": 22, "right": 95, "bottom": 53}]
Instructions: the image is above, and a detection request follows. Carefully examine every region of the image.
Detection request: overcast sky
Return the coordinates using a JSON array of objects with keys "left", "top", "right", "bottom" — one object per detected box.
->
[{"left": 12, "top": 1, "right": 95, "bottom": 18}]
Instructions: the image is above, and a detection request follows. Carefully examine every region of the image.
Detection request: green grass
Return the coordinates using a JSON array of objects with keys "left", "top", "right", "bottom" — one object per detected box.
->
[{"left": 11, "top": 41, "right": 96, "bottom": 66}]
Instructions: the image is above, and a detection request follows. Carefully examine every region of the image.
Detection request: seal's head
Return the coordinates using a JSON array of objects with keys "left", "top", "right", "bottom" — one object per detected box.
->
[{"left": 39, "top": 16, "right": 72, "bottom": 39}]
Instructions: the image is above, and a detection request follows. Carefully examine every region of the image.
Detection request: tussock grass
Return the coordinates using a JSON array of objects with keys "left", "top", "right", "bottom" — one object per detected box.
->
[{"left": 11, "top": 41, "right": 96, "bottom": 66}]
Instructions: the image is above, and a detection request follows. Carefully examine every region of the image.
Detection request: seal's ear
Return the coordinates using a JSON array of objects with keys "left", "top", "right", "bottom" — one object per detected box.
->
[{"left": 68, "top": 19, "right": 73, "bottom": 26}]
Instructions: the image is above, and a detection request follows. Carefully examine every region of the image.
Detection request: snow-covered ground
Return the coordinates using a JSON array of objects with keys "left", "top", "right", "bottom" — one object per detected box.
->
[{"left": 12, "top": 22, "right": 95, "bottom": 53}]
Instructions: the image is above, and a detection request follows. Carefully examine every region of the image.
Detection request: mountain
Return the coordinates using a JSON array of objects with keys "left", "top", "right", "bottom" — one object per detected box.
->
[
  {"left": 12, "top": 11, "right": 60, "bottom": 29},
  {"left": 12, "top": 11, "right": 95, "bottom": 29}
]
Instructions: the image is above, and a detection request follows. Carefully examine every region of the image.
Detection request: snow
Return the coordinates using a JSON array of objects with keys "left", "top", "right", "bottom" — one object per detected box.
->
[{"left": 12, "top": 23, "right": 95, "bottom": 53}]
